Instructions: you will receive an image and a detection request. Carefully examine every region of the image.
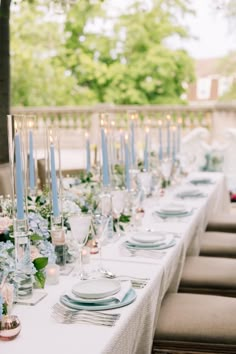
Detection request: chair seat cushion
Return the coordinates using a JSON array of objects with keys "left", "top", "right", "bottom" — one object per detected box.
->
[
  {"left": 207, "top": 213, "right": 236, "bottom": 233},
  {"left": 200, "top": 232, "right": 236, "bottom": 258},
  {"left": 180, "top": 256, "right": 236, "bottom": 290},
  {"left": 155, "top": 293, "right": 236, "bottom": 344}
]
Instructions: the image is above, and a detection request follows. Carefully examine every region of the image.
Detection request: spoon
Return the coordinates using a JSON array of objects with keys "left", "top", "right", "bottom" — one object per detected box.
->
[{"left": 100, "top": 269, "right": 149, "bottom": 281}]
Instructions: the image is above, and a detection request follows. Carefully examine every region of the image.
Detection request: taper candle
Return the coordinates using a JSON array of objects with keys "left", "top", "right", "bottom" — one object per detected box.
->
[
  {"left": 29, "top": 129, "right": 35, "bottom": 191},
  {"left": 130, "top": 115, "right": 136, "bottom": 167},
  {"left": 125, "top": 134, "right": 131, "bottom": 190},
  {"left": 50, "top": 140, "right": 60, "bottom": 217},
  {"left": 172, "top": 126, "right": 177, "bottom": 161},
  {"left": 85, "top": 132, "right": 91, "bottom": 173},
  {"left": 15, "top": 133, "right": 25, "bottom": 219},
  {"left": 158, "top": 120, "right": 163, "bottom": 161},
  {"left": 101, "top": 121, "right": 109, "bottom": 186},
  {"left": 166, "top": 115, "right": 171, "bottom": 157},
  {"left": 143, "top": 127, "right": 149, "bottom": 171}
]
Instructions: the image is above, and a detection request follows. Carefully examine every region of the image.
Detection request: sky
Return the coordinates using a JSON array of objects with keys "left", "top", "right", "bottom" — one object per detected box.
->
[
  {"left": 111, "top": 0, "right": 236, "bottom": 60},
  {"left": 176, "top": 0, "right": 236, "bottom": 59}
]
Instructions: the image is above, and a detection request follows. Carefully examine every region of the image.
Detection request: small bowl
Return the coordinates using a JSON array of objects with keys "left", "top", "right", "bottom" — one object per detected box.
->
[{"left": 0, "top": 315, "right": 21, "bottom": 341}]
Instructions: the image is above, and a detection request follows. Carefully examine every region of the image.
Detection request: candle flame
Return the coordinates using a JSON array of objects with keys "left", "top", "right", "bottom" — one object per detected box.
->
[
  {"left": 166, "top": 114, "right": 171, "bottom": 121},
  {"left": 177, "top": 117, "right": 182, "bottom": 125},
  {"left": 145, "top": 127, "right": 149, "bottom": 134},
  {"left": 49, "top": 130, "right": 53, "bottom": 144},
  {"left": 125, "top": 134, "right": 129, "bottom": 141},
  {"left": 111, "top": 121, "right": 115, "bottom": 126},
  {"left": 100, "top": 119, "right": 104, "bottom": 127},
  {"left": 85, "top": 132, "right": 89, "bottom": 139},
  {"left": 158, "top": 120, "right": 162, "bottom": 126},
  {"left": 28, "top": 120, "right": 33, "bottom": 129}
]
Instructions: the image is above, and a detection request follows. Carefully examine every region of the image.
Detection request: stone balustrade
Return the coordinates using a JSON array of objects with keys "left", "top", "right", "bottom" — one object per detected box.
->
[{"left": 11, "top": 102, "right": 236, "bottom": 150}]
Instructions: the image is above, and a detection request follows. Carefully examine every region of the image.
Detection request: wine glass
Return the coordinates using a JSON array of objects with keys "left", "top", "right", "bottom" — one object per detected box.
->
[
  {"left": 92, "top": 213, "right": 109, "bottom": 274},
  {"left": 68, "top": 213, "right": 92, "bottom": 280},
  {"left": 136, "top": 172, "right": 153, "bottom": 197},
  {"left": 111, "top": 190, "right": 125, "bottom": 237}
]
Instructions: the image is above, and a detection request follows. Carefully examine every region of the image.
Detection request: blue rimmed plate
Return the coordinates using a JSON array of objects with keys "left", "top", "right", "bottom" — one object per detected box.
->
[
  {"left": 60, "top": 288, "right": 136, "bottom": 311},
  {"left": 124, "top": 237, "right": 176, "bottom": 250}
]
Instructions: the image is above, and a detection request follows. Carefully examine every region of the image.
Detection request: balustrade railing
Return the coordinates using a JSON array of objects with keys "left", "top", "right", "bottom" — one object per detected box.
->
[{"left": 11, "top": 102, "right": 236, "bottom": 151}]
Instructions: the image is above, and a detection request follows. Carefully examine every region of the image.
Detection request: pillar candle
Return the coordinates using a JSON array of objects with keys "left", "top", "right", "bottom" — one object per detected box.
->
[
  {"left": 29, "top": 130, "right": 35, "bottom": 191},
  {"left": 15, "top": 133, "right": 25, "bottom": 219},
  {"left": 143, "top": 128, "right": 149, "bottom": 171},
  {"left": 125, "top": 134, "right": 131, "bottom": 191},
  {"left": 85, "top": 132, "right": 91, "bottom": 173},
  {"left": 50, "top": 142, "right": 60, "bottom": 217}
]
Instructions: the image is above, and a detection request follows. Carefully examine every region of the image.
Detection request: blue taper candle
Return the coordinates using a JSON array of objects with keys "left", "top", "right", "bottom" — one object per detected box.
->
[
  {"left": 130, "top": 119, "right": 136, "bottom": 167},
  {"left": 158, "top": 120, "right": 163, "bottom": 161},
  {"left": 29, "top": 130, "right": 35, "bottom": 191},
  {"left": 50, "top": 143, "right": 60, "bottom": 217},
  {"left": 85, "top": 133, "right": 91, "bottom": 173},
  {"left": 172, "top": 126, "right": 177, "bottom": 161},
  {"left": 166, "top": 115, "right": 171, "bottom": 157},
  {"left": 101, "top": 126, "right": 109, "bottom": 186},
  {"left": 143, "top": 128, "right": 149, "bottom": 171},
  {"left": 15, "top": 133, "right": 25, "bottom": 219},
  {"left": 124, "top": 135, "right": 131, "bottom": 191}
]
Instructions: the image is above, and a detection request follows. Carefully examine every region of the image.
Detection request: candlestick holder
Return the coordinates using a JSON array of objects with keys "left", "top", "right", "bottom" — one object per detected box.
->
[
  {"left": 13, "top": 218, "right": 33, "bottom": 299},
  {"left": 50, "top": 215, "right": 66, "bottom": 267}
]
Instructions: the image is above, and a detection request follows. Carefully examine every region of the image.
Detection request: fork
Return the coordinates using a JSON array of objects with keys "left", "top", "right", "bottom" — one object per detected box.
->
[{"left": 52, "top": 303, "right": 120, "bottom": 326}]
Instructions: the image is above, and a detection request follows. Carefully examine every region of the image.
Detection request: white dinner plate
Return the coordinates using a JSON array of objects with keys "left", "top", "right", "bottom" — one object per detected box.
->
[
  {"left": 60, "top": 288, "right": 136, "bottom": 311},
  {"left": 72, "top": 279, "right": 121, "bottom": 299},
  {"left": 158, "top": 203, "right": 187, "bottom": 214},
  {"left": 125, "top": 237, "right": 176, "bottom": 250},
  {"left": 130, "top": 231, "right": 165, "bottom": 243}
]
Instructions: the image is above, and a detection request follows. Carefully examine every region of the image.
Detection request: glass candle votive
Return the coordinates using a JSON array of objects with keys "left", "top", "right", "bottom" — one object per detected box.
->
[{"left": 46, "top": 264, "right": 60, "bottom": 285}]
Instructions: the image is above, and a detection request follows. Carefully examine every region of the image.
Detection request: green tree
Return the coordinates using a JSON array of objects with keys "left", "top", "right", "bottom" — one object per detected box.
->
[
  {"left": 11, "top": 2, "right": 79, "bottom": 106},
  {"left": 62, "top": 0, "right": 195, "bottom": 104}
]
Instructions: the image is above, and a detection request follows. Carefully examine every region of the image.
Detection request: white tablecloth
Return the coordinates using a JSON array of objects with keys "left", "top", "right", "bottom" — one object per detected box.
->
[{"left": 1, "top": 172, "right": 230, "bottom": 354}]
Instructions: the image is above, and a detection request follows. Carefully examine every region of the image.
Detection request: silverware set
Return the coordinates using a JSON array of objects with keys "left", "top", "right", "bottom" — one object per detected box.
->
[{"left": 52, "top": 303, "right": 120, "bottom": 327}]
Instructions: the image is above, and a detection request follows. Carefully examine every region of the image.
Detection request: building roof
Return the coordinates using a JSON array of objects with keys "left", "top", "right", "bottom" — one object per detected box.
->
[{"left": 195, "top": 58, "right": 221, "bottom": 78}]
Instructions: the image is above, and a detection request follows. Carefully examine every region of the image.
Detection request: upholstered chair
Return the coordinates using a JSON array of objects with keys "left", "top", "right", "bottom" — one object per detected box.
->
[
  {"left": 179, "top": 256, "right": 236, "bottom": 297},
  {"left": 153, "top": 293, "right": 236, "bottom": 353}
]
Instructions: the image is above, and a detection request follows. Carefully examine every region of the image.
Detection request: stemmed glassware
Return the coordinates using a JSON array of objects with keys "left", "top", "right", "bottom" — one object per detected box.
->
[
  {"left": 68, "top": 213, "right": 92, "bottom": 280},
  {"left": 92, "top": 213, "right": 109, "bottom": 274}
]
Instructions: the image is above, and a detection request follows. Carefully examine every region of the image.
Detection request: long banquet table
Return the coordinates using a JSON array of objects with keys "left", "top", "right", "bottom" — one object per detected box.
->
[{"left": 1, "top": 172, "right": 230, "bottom": 354}]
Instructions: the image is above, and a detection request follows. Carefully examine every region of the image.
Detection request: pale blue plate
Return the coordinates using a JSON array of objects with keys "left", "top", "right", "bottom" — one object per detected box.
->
[
  {"left": 60, "top": 288, "right": 136, "bottom": 311},
  {"left": 155, "top": 209, "right": 193, "bottom": 218},
  {"left": 124, "top": 238, "right": 176, "bottom": 250}
]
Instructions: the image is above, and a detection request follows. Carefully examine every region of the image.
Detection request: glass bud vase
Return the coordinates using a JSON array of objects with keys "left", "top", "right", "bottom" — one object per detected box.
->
[
  {"left": 14, "top": 219, "right": 33, "bottom": 299},
  {"left": 51, "top": 215, "right": 66, "bottom": 267}
]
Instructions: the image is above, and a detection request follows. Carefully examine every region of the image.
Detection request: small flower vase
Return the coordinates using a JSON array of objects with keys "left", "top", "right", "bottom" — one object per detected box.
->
[
  {"left": 13, "top": 219, "right": 33, "bottom": 299},
  {"left": 51, "top": 215, "right": 66, "bottom": 267}
]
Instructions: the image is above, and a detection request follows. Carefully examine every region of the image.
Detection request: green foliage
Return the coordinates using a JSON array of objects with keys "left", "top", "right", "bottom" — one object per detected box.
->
[
  {"left": 11, "top": 0, "right": 195, "bottom": 106},
  {"left": 33, "top": 256, "right": 48, "bottom": 288}
]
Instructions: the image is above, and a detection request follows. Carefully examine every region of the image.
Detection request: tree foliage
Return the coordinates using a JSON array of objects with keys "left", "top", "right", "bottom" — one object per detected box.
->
[{"left": 11, "top": 0, "right": 195, "bottom": 106}]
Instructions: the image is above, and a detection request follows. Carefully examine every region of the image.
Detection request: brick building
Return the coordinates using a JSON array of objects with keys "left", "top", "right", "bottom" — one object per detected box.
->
[{"left": 187, "top": 58, "right": 235, "bottom": 102}]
